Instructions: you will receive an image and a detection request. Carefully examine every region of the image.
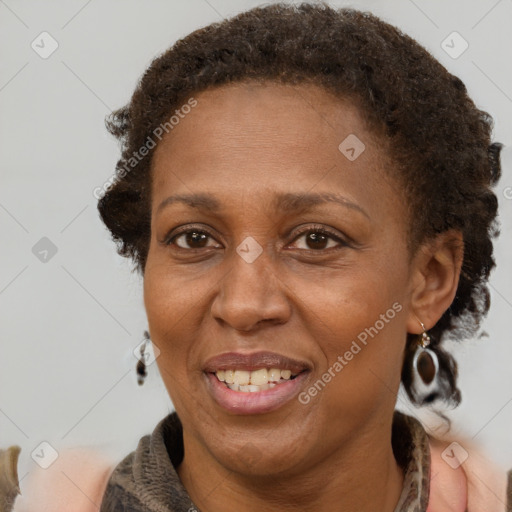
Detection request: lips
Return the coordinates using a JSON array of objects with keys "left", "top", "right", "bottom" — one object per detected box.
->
[
  {"left": 202, "top": 351, "right": 312, "bottom": 415},
  {"left": 202, "top": 351, "right": 311, "bottom": 373}
]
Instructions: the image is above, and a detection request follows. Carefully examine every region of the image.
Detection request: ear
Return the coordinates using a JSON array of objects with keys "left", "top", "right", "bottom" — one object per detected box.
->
[{"left": 406, "top": 229, "right": 464, "bottom": 334}]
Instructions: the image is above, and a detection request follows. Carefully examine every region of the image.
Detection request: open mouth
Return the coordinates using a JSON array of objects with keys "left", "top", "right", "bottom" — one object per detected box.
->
[
  {"left": 212, "top": 368, "right": 303, "bottom": 393},
  {"left": 202, "top": 351, "right": 311, "bottom": 413}
]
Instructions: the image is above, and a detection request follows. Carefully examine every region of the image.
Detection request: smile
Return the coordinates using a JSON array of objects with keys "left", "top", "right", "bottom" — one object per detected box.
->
[
  {"left": 214, "top": 368, "right": 299, "bottom": 392},
  {"left": 202, "top": 351, "right": 312, "bottom": 414}
]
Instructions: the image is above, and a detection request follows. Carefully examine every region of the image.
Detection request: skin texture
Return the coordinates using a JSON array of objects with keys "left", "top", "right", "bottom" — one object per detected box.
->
[{"left": 143, "top": 82, "right": 463, "bottom": 512}]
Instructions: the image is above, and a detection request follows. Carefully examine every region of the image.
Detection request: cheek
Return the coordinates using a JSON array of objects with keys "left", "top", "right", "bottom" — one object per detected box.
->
[
  {"left": 143, "top": 263, "right": 205, "bottom": 392},
  {"left": 295, "top": 260, "right": 408, "bottom": 407},
  {"left": 143, "top": 253, "right": 207, "bottom": 333}
]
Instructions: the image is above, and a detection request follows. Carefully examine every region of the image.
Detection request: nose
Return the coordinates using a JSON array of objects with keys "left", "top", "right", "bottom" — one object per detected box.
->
[{"left": 210, "top": 246, "right": 291, "bottom": 332}]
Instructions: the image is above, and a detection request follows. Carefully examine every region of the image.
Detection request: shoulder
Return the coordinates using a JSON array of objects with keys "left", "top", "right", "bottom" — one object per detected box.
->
[
  {"left": 427, "top": 435, "right": 509, "bottom": 512},
  {"left": 427, "top": 437, "right": 468, "bottom": 512},
  {"left": 13, "top": 447, "right": 116, "bottom": 512}
]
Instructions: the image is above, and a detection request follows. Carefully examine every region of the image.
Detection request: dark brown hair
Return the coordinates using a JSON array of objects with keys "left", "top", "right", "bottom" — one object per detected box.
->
[{"left": 97, "top": 2, "right": 502, "bottom": 406}]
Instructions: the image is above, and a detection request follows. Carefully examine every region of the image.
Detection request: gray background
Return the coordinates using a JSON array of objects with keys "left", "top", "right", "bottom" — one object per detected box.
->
[{"left": 1, "top": 0, "right": 511, "bottom": 488}]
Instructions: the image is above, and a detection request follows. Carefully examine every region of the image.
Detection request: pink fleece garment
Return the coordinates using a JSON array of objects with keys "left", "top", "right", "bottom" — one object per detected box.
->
[
  {"left": 12, "top": 447, "right": 115, "bottom": 512},
  {"left": 428, "top": 437, "right": 508, "bottom": 511}
]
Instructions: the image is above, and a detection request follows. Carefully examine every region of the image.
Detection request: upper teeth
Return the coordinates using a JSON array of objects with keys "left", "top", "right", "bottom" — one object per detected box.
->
[{"left": 216, "top": 368, "right": 295, "bottom": 386}]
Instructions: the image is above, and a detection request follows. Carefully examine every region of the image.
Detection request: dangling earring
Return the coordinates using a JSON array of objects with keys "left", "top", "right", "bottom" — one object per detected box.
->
[
  {"left": 410, "top": 320, "right": 440, "bottom": 404},
  {"left": 136, "top": 330, "right": 150, "bottom": 386}
]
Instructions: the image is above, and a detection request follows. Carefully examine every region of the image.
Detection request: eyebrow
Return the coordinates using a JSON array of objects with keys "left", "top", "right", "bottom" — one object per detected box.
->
[{"left": 156, "top": 192, "right": 370, "bottom": 219}]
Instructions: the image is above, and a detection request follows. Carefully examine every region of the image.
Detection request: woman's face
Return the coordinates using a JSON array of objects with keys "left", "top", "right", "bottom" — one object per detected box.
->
[{"left": 144, "top": 82, "right": 419, "bottom": 477}]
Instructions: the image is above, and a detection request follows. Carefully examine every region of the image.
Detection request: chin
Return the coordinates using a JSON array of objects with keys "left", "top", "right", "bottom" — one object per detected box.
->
[{"left": 203, "top": 429, "right": 310, "bottom": 478}]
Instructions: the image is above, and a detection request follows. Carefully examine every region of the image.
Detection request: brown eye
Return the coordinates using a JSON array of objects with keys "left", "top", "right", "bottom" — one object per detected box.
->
[
  {"left": 304, "top": 232, "right": 329, "bottom": 250},
  {"left": 291, "top": 227, "right": 347, "bottom": 251},
  {"left": 171, "top": 230, "right": 217, "bottom": 249}
]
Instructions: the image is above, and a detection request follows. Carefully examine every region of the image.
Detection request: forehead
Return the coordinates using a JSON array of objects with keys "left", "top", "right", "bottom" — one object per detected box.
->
[
  {"left": 153, "top": 81, "right": 375, "bottom": 157},
  {"left": 150, "top": 81, "right": 398, "bottom": 217}
]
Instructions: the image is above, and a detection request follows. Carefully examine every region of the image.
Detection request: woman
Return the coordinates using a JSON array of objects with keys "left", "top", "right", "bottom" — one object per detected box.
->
[{"left": 9, "top": 2, "right": 511, "bottom": 511}]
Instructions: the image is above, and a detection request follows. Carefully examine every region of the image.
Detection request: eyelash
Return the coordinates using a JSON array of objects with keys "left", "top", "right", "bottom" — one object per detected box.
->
[{"left": 163, "top": 224, "right": 350, "bottom": 253}]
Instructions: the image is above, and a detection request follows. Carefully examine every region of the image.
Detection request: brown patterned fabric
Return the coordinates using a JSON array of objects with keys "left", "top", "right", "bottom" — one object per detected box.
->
[
  {"left": 98, "top": 410, "right": 503, "bottom": 512},
  {"left": 391, "top": 411, "right": 431, "bottom": 511}
]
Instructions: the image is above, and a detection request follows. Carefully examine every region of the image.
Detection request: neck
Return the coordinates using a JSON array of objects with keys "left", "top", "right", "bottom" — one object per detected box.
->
[{"left": 177, "top": 417, "right": 405, "bottom": 512}]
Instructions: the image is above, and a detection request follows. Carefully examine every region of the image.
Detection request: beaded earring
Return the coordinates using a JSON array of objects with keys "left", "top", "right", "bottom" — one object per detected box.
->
[
  {"left": 136, "top": 330, "right": 150, "bottom": 386},
  {"left": 410, "top": 320, "right": 440, "bottom": 404}
]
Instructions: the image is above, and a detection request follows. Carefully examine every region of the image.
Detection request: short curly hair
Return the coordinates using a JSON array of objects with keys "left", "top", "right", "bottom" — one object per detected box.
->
[{"left": 97, "top": 2, "right": 502, "bottom": 407}]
